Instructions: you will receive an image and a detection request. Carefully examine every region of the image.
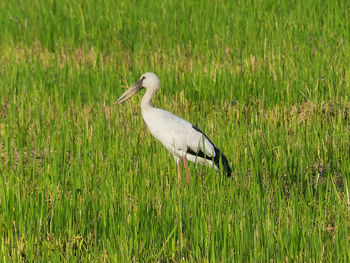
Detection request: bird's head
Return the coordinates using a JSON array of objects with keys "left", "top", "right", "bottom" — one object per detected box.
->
[
  {"left": 140, "top": 72, "right": 161, "bottom": 91},
  {"left": 115, "top": 72, "right": 161, "bottom": 104}
]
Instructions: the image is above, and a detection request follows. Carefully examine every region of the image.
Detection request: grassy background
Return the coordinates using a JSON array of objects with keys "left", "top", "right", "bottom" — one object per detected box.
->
[{"left": 1, "top": 0, "right": 350, "bottom": 261}]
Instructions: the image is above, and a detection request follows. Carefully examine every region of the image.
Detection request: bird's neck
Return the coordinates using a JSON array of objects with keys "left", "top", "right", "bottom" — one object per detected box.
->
[{"left": 141, "top": 88, "right": 157, "bottom": 111}]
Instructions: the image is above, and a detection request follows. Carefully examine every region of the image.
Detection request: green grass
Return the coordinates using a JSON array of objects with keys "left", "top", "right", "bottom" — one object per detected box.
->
[{"left": 1, "top": 0, "right": 350, "bottom": 261}]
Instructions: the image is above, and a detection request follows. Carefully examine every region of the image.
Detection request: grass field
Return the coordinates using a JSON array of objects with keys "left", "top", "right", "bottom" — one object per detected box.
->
[{"left": 1, "top": 0, "right": 350, "bottom": 261}]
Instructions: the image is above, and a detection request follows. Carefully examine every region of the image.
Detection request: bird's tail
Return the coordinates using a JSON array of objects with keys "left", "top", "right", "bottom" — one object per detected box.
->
[{"left": 213, "top": 147, "right": 232, "bottom": 177}]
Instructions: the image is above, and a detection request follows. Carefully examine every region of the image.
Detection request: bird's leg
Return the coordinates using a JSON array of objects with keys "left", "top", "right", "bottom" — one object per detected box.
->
[
  {"left": 177, "top": 161, "right": 182, "bottom": 190},
  {"left": 182, "top": 157, "right": 190, "bottom": 188}
]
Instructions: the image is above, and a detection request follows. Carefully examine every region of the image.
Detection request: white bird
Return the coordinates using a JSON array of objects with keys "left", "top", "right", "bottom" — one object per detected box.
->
[{"left": 115, "top": 72, "right": 232, "bottom": 188}]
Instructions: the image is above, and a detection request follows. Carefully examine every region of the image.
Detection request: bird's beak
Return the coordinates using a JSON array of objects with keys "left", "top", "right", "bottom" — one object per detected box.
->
[{"left": 115, "top": 79, "right": 143, "bottom": 105}]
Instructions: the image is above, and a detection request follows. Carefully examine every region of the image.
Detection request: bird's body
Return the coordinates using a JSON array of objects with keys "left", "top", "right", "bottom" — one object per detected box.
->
[
  {"left": 142, "top": 106, "right": 231, "bottom": 175},
  {"left": 116, "top": 72, "right": 232, "bottom": 187}
]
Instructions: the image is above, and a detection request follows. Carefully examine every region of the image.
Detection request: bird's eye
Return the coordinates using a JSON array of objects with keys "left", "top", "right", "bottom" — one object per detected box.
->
[{"left": 141, "top": 76, "right": 146, "bottom": 81}]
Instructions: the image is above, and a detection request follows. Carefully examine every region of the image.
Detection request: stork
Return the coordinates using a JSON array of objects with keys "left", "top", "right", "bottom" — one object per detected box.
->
[{"left": 115, "top": 72, "right": 232, "bottom": 188}]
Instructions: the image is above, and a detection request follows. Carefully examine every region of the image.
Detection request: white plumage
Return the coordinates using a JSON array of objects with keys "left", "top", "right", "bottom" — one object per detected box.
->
[
  {"left": 116, "top": 72, "right": 231, "bottom": 187},
  {"left": 142, "top": 107, "right": 214, "bottom": 164}
]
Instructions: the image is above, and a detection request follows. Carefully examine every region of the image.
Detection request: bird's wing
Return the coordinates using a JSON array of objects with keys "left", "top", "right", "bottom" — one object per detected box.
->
[
  {"left": 187, "top": 124, "right": 216, "bottom": 158},
  {"left": 142, "top": 107, "right": 232, "bottom": 176},
  {"left": 144, "top": 108, "right": 215, "bottom": 158}
]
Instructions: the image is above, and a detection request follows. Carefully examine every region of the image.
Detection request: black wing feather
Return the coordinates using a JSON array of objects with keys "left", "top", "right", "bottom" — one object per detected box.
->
[{"left": 186, "top": 125, "right": 232, "bottom": 177}]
